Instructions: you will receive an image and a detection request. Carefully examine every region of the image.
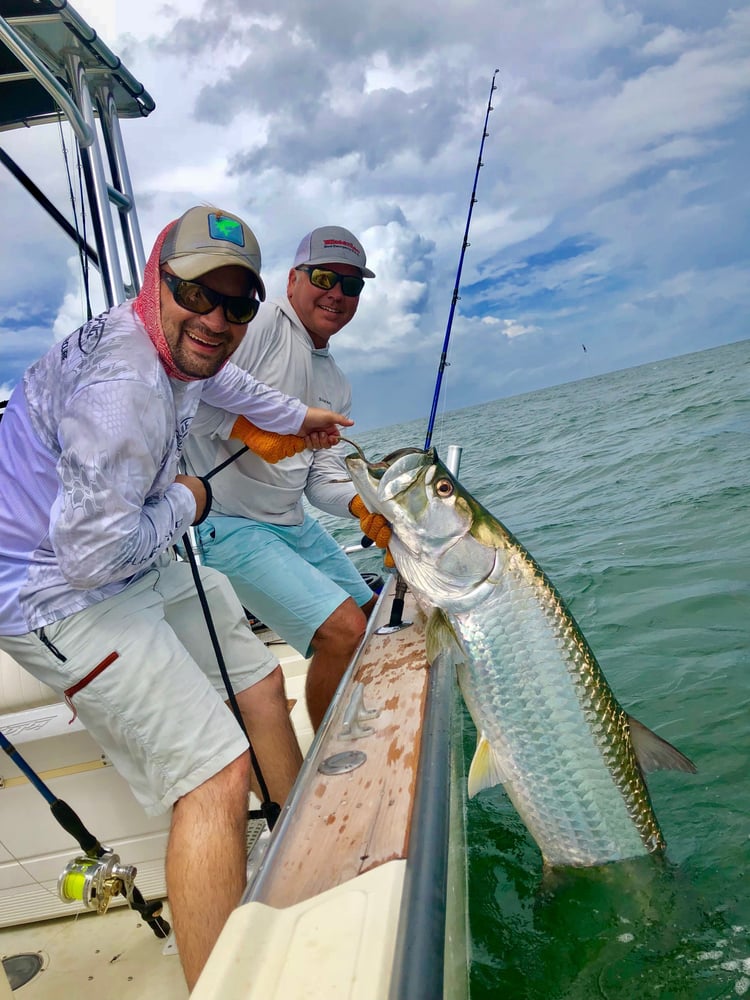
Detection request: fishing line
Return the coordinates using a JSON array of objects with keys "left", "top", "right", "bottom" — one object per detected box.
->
[
  {"left": 429, "top": 380, "right": 451, "bottom": 457},
  {"left": 424, "top": 69, "right": 499, "bottom": 450},
  {"left": 0, "top": 832, "right": 58, "bottom": 898},
  {"left": 58, "top": 115, "right": 93, "bottom": 321},
  {"left": 374, "top": 72, "right": 498, "bottom": 630}
]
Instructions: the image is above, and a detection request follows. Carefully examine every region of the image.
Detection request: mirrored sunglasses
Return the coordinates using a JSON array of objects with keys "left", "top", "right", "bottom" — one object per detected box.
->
[
  {"left": 161, "top": 271, "right": 259, "bottom": 324},
  {"left": 296, "top": 266, "right": 365, "bottom": 297}
]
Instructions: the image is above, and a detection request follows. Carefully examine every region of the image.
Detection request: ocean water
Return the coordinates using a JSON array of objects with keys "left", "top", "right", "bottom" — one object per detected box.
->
[{"left": 328, "top": 338, "right": 750, "bottom": 1000}]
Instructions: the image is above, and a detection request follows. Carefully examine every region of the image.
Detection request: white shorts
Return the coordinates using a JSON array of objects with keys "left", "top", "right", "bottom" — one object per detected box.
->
[{"left": 0, "top": 558, "right": 277, "bottom": 815}]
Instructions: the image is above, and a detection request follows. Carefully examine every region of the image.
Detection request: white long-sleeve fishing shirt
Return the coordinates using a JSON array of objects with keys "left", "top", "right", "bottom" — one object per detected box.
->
[
  {"left": 0, "top": 302, "right": 306, "bottom": 635},
  {"left": 184, "top": 296, "right": 357, "bottom": 525}
]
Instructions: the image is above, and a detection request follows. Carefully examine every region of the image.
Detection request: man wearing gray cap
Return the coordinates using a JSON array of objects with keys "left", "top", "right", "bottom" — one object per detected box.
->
[
  {"left": 185, "top": 226, "right": 391, "bottom": 731},
  {"left": 0, "top": 206, "right": 352, "bottom": 990}
]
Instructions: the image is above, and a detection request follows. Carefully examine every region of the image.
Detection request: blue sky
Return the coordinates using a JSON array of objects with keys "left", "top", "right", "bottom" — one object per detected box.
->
[{"left": 1, "top": 0, "right": 748, "bottom": 431}]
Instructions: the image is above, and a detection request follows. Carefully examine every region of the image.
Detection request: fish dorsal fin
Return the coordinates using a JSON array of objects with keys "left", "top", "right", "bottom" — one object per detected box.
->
[
  {"left": 628, "top": 716, "right": 697, "bottom": 774},
  {"left": 467, "top": 732, "right": 510, "bottom": 798}
]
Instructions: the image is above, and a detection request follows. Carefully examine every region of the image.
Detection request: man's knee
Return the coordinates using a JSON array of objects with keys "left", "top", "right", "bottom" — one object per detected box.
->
[
  {"left": 246, "top": 664, "right": 287, "bottom": 701},
  {"left": 312, "top": 598, "right": 367, "bottom": 653},
  {"left": 234, "top": 664, "right": 289, "bottom": 723},
  {"left": 362, "top": 594, "right": 378, "bottom": 618},
  {"left": 173, "top": 751, "right": 250, "bottom": 816}
]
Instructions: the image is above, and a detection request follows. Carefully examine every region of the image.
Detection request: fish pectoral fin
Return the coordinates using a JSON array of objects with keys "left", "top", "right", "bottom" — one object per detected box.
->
[
  {"left": 467, "top": 733, "right": 508, "bottom": 798},
  {"left": 425, "top": 607, "right": 463, "bottom": 667},
  {"left": 628, "top": 715, "right": 697, "bottom": 774}
]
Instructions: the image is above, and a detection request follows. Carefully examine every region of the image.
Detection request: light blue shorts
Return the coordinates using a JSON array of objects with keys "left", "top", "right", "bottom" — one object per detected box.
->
[
  {"left": 197, "top": 514, "right": 374, "bottom": 657},
  {"left": 0, "top": 558, "right": 276, "bottom": 815}
]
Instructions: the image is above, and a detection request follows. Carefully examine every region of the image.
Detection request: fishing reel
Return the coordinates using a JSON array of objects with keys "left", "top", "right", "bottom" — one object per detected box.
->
[{"left": 58, "top": 849, "right": 137, "bottom": 915}]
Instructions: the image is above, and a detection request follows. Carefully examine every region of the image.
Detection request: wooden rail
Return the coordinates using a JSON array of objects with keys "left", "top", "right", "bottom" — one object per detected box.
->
[{"left": 253, "top": 588, "right": 429, "bottom": 908}]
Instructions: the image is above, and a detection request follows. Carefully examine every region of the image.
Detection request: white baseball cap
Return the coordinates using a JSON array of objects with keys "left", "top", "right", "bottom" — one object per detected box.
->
[{"left": 293, "top": 225, "right": 375, "bottom": 278}]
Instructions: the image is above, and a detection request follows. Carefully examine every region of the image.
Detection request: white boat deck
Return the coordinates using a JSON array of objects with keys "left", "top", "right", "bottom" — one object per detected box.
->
[
  {"left": 0, "top": 628, "right": 313, "bottom": 998},
  {"left": 0, "top": 902, "right": 186, "bottom": 998}
]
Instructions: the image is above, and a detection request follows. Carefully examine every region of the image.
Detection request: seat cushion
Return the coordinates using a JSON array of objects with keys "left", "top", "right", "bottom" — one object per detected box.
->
[{"left": 0, "top": 649, "right": 59, "bottom": 714}]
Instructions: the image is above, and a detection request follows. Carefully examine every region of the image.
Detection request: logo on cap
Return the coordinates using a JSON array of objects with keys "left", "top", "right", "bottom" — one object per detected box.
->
[
  {"left": 322, "top": 238, "right": 361, "bottom": 257},
  {"left": 208, "top": 213, "right": 245, "bottom": 247}
]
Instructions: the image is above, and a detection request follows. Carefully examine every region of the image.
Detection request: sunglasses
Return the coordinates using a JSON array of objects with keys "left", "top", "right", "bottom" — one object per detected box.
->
[
  {"left": 296, "top": 266, "right": 365, "bottom": 297},
  {"left": 161, "top": 271, "right": 259, "bottom": 324}
]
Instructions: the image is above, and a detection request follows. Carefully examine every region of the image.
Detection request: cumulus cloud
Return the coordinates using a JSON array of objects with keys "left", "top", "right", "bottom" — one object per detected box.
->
[
  {"left": 492, "top": 317, "right": 540, "bottom": 340},
  {"left": 1, "top": 0, "right": 747, "bottom": 427}
]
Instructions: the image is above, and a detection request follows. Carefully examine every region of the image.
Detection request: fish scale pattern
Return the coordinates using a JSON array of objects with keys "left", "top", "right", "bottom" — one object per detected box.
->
[{"left": 449, "top": 540, "right": 664, "bottom": 865}]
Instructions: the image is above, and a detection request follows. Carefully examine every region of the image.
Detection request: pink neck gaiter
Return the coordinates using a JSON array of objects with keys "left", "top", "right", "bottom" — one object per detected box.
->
[{"left": 134, "top": 220, "right": 198, "bottom": 382}]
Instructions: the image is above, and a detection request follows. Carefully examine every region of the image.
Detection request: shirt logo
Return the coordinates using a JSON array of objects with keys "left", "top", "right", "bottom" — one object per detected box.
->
[{"left": 78, "top": 315, "right": 106, "bottom": 355}]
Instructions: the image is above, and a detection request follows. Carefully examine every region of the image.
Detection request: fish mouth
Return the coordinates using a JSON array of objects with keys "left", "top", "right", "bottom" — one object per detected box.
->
[
  {"left": 342, "top": 439, "right": 432, "bottom": 511},
  {"left": 339, "top": 438, "right": 425, "bottom": 477}
]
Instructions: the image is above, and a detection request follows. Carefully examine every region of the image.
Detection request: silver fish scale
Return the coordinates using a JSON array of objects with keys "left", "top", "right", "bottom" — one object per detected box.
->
[{"left": 450, "top": 553, "right": 661, "bottom": 867}]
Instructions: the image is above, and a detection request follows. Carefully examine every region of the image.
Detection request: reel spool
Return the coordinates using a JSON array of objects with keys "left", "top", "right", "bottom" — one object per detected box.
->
[{"left": 58, "top": 851, "right": 137, "bottom": 915}]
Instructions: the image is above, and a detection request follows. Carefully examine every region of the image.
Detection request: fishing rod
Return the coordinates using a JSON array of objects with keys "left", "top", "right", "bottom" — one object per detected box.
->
[
  {"left": 374, "top": 73, "right": 498, "bottom": 632},
  {"left": 180, "top": 522, "right": 281, "bottom": 831},
  {"left": 175, "top": 457, "right": 282, "bottom": 830},
  {"left": 424, "top": 69, "right": 499, "bottom": 450},
  {"left": 0, "top": 728, "right": 170, "bottom": 937}
]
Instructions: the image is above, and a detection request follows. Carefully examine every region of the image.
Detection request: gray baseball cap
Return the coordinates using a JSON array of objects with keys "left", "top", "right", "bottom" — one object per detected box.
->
[
  {"left": 160, "top": 206, "right": 266, "bottom": 299},
  {"left": 293, "top": 225, "right": 375, "bottom": 278}
]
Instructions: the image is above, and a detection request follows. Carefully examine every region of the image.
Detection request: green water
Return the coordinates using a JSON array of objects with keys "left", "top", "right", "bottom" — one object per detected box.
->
[{"left": 332, "top": 338, "right": 750, "bottom": 999}]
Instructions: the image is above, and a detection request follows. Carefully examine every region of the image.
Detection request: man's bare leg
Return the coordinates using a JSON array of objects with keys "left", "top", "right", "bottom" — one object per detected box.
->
[
  {"left": 306, "top": 595, "right": 377, "bottom": 730},
  {"left": 234, "top": 665, "right": 303, "bottom": 804},
  {"left": 166, "top": 752, "right": 250, "bottom": 991}
]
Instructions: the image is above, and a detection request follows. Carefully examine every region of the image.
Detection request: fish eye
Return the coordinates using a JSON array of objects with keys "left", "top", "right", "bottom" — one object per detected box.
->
[{"left": 435, "top": 478, "right": 454, "bottom": 498}]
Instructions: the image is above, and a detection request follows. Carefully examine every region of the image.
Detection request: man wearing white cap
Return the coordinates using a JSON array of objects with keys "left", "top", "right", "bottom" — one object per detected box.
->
[
  {"left": 185, "top": 226, "right": 391, "bottom": 730},
  {"left": 0, "top": 206, "right": 352, "bottom": 990}
]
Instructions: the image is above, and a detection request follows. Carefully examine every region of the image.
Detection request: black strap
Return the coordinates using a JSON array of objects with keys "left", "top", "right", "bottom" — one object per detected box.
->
[
  {"left": 191, "top": 476, "right": 213, "bottom": 526},
  {"left": 204, "top": 444, "right": 250, "bottom": 481}
]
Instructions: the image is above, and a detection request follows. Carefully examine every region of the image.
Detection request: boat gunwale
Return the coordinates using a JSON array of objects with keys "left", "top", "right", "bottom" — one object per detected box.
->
[{"left": 242, "top": 573, "right": 400, "bottom": 904}]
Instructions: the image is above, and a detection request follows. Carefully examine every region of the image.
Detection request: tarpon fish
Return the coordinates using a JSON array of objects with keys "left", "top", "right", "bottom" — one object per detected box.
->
[{"left": 344, "top": 443, "right": 696, "bottom": 868}]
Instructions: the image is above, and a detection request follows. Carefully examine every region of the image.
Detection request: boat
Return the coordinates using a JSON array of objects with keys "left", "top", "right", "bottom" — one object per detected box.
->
[{"left": 0, "top": 4, "right": 470, "bottom": 996}]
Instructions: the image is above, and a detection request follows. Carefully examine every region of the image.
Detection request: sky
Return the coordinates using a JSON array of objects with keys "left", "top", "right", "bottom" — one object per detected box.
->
[{"left": 1, "top": 0, "right": 748, "bottom": 431}]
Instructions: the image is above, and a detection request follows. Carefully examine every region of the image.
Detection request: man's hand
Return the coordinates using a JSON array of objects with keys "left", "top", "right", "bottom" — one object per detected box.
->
[
  {"left": 303, "top": 429, "right": 341, "bottom": 450},
  {"left": 175, "top": 473, "right": 211, "bottom": 525},
  {"left": 299, "top": 407, "right": 354, "bottom": 437},
  {"left": 349, "top": 494, "right": 392, "bottom": 549}
]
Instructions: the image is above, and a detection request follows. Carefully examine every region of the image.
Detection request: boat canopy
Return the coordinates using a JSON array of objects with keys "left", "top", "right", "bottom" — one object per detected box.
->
[
  {"left": 0, "top": 0, "right": 154, "bottom": 134},
  {"left": 0, "top": 0, "right": 155, "bottom": 306}
]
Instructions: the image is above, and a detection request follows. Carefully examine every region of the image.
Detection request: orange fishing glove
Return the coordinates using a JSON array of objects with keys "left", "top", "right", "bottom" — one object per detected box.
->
[
  {"left": 349, "top": 494, "right": 392, "bottom": 551},
  {"left": 230, "top": 415, "right": 306, "bottom": 464}
]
